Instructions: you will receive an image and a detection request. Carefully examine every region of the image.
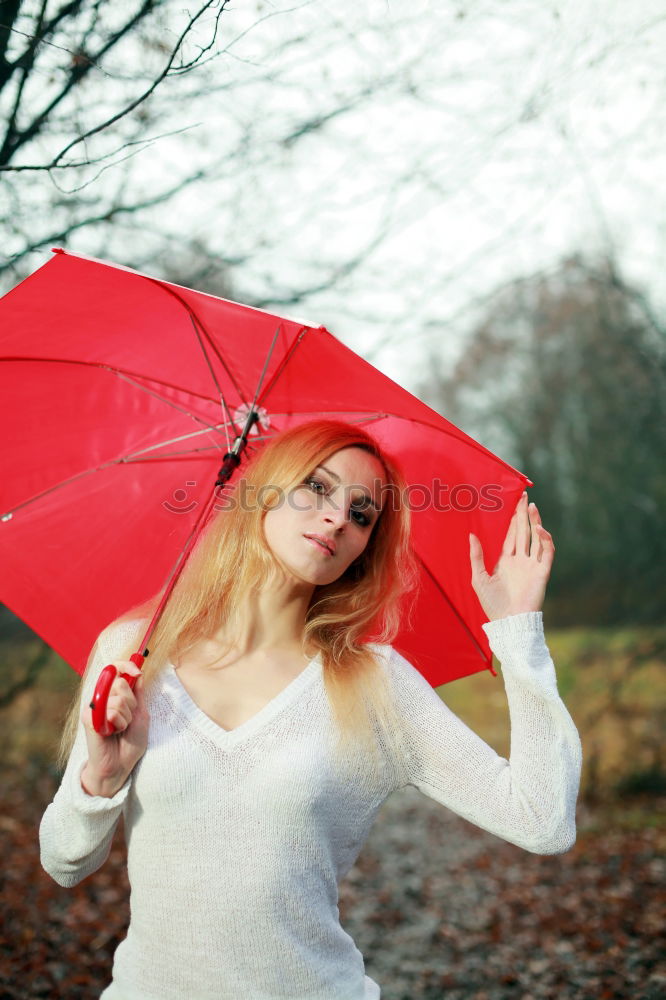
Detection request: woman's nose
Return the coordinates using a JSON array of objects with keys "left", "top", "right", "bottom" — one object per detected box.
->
[{"left": 322, "top": 497, "right": 347, "bottom": 529}]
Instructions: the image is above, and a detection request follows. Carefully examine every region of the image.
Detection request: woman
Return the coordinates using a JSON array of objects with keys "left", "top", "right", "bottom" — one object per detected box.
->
[{"left": 40, "top": 419, "right": 582, "bottom": 1000}]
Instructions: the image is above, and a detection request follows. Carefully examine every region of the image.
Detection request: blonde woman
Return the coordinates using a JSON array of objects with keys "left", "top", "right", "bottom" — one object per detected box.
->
[{"left": 40, "top": 419, "right": 581, "bottom": 1000}]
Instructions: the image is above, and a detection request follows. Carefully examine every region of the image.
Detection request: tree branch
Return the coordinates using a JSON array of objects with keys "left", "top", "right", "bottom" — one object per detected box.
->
[
  {"left": 49, "top": 0, "right": 229, "bottom": 168},
  {"left": 0, "top": 0, "right": 24, "bottom": 88},
  {"left": 0, "top": 0, "right": 50, "bottom": 161},
  {"left": 1, "top": 164, "right": 211, "bottom": 273},
  {"left": 0, "top": 0, "right": 158, "bottom": 166}
]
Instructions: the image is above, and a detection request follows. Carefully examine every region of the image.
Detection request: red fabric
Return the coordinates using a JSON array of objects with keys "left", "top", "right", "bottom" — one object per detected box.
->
[{"left": 0, "top": 250, "right": 531, "bottom": 686}]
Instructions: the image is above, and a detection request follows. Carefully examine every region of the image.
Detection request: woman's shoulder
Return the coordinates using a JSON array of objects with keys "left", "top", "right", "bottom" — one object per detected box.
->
[
  {"left": 363, "top": 641, "right": 392, "bottom": 664},
  {"left": 364, "top": 642, "right": 442, "bottom": 707},
  {"left": 96, "top": 616, "right": 148, "bottom": 659},
  {"left": 364, "top": 642, "right": 422, "bottom": 681}
]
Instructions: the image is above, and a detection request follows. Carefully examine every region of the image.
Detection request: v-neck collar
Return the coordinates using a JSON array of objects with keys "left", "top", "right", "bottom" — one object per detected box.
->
[{"left": 161, "top": 653, "right": 323, "bottom": 748}]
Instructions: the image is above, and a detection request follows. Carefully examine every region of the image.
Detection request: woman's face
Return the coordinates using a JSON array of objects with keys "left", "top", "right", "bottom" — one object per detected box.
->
[{"left": 263, "top": 446, "right": 387, "bottom": 588}]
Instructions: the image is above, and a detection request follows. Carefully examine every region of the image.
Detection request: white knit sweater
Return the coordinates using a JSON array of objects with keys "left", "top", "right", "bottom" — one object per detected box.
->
[{"left": 40, "top": 612, "right": 581, "bottom": 1000}]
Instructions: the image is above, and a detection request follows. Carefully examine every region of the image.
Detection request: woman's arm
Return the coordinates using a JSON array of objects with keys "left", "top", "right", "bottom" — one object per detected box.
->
[
  {"left": 387, "top": 612, "right": 582, "bottom": 854},
  {"left": 39, "top": 622, "right": 145, "bottom": 887}
]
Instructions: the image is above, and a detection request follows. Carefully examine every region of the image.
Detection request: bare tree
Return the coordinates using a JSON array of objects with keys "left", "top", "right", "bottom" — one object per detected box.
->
[
  {"left": 1, "top": 0, "right": 663, "bottom": 357},
  {"left": 1, "top": 0, "right": 433, "bottom": 307},
  {"left": 0, "top": 0, "right": 231, "bottom": 281},
  {"left": 420, "top": 256, "right": 666, "bottom": 625}
]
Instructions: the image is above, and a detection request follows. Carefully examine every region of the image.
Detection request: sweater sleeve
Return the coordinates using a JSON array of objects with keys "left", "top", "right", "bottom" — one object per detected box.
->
[
  {"left": 386, "top": 612, "right": 582, "bottom": 855},
  {"left": 39, "top": 622, "right": 140, "bottom": 887}
]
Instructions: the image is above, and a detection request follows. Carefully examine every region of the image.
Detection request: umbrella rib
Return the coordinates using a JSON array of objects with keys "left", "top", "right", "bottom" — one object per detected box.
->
[
  {"left": 185, "top": 313, "right": 235, "bottom": 452},
  {"left": 3, "top": 355, "right": 244, "bottom": 452},
  {"left": 0, "top": 431, "right": 232, "bottom": 519},
  {"left": 263, "top": 410, "right": 387, "bottom": 424},
  {"left": 249, "top": 324, "right": 283, "bottom": 411},
  {"left": 120, "top": 424, "right": 232, "bottom": 461},
  {"left": 0, "top": 357, "right": 217, "bottom": 404},
  {"left": 123, "top": 437, "right": 274, "bottom": 461},
  {"left": 255, "top": 326, "right": 311, "bottom": 406},
  {"left": 414, "top": 552, "right": 489, "bottom": 664},
  {"left": 111, "top": 369, "right": 230, "bottom": 439},
  {"left": 120, "top": 451, "right": 224, "bottom": 463},
  {"left": 1, "top": 461, "right": 126, "bottom": 519},
  {"left": 141, "top": 276, "right": 249, "bottom": 449}
]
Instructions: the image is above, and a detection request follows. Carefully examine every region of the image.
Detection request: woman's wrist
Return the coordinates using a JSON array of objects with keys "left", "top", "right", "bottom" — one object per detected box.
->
[
  {"left": 486, "top": 605, "right": 542, "bottom": 622},
  {"left": 80, "top": 762, "right": 128, "bottom": 799}
]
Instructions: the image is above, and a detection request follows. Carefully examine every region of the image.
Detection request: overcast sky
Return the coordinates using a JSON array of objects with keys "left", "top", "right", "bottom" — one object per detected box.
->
[
  {"left": 7, "top": 0, "right": 665, "bottom": 390},
  {"left": 142, "top": 0, "right": 666, "bottom": 386}
]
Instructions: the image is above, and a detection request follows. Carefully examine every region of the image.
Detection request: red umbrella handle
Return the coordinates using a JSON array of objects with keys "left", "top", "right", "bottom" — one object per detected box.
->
[{"left": 90, "top": 652, "right": 145, "bottom": 736}]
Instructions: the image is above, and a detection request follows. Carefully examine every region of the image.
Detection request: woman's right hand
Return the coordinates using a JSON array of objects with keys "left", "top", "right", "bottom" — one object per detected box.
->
[{"left": 80, "top": 660, "right": 149, "bottom": 798}]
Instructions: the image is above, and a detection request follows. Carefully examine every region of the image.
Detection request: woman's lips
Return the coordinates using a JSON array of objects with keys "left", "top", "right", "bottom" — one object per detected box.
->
[{"left": 304, "top": 534, "right": 335, "bottom": 556}]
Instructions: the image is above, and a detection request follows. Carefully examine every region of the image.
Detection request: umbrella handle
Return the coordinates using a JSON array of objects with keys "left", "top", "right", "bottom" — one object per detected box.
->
[{"left": 90, "top": 653, "right": 145, "bottom": 736}]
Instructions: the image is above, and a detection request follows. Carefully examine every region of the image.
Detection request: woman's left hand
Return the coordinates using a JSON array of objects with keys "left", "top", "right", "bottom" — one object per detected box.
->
[{"left": 469, "top": 492, "right": 554, "bottom": 622}]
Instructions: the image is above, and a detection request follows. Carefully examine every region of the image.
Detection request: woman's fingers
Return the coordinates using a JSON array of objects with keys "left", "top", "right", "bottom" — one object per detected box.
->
[
  {"left": 106, "top": 667, "right": 143, "bottom": 732},
  {"left": 469, "top": 533, "right": 488, "bottom": 580},
  {"left": 105, "top": 693, "right": 134, "bottom": 733},
  {"left": 116, "top": 659, "right": 142, "bottom": 682},
  {"left": 82, "top": 661, "right": 143, "bottom": 735},
  {"left": 527, "top": 502, "right": 555, "bottom": 570},
  {"left": 515, "top": 492, "right": 531, "bottom": 555},
  {"left": 536, "top": 524, "right": 555, "bottom": 568},
  {"left": 108, "top": 686, "right": 137, "bottom": 714},
  {"left": 527, "top": 501, "right": 541, "bottom": 558},
  {"left": 107, "top": 708, "right": 131, "bottom": 732},
  {"left": 502, "top": 506, "right": 518, "bottom": 556}
]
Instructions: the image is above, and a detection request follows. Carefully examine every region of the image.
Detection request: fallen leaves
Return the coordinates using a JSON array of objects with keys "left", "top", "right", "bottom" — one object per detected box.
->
[{"left": 1, "top": 771, "right": 663, "bottom": 999}]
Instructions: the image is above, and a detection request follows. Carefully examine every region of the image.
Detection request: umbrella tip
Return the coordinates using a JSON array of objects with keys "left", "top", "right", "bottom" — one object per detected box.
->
[{"left": 51, "top": 247, "right": 65, "bottom": 255}]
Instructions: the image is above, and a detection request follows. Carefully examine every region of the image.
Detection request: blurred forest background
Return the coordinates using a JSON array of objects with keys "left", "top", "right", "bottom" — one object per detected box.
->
[{"left": 1, "top": 1, "right": 664, "bottom": 997}]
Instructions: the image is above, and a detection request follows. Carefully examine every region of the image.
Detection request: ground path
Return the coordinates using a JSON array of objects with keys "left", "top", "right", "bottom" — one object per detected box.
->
[{"left": 1, "top": 772, "right": 662, "bottom": 999}]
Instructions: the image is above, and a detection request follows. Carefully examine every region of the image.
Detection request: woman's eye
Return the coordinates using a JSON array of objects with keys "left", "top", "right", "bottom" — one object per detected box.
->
[
  {"left": 305, "top": 477, "right": 326, "bottom": 494},
  {"left": 350, "top": 506, "right": 371, "bottom": 527}
]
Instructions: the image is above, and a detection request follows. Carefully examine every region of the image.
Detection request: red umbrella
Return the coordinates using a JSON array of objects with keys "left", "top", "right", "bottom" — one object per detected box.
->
[{"left": 0, "top": 249, "right": 531, "bottom": 701}]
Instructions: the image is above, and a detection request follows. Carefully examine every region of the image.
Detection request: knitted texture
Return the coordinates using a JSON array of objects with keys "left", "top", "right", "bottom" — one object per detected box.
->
[{"left": 40, "top": 612, "right": 581, "bottom": 1000}]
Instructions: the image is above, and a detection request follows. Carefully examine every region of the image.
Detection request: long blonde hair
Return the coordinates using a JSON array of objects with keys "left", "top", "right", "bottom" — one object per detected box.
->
[{"left": 60, "top": 420, "right": 419, "bottom": 768}]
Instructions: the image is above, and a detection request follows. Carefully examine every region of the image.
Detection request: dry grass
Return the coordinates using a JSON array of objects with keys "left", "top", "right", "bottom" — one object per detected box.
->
[{"left": 0, "top": 641, "right": 77, "bottom": 768}]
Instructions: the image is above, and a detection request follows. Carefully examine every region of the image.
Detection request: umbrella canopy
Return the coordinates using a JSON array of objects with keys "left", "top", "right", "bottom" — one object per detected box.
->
[{"left": 0, "top": 249, "right": 531, "bottom": 686}]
